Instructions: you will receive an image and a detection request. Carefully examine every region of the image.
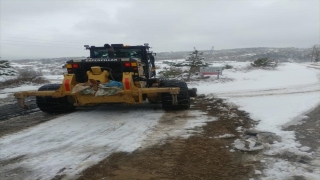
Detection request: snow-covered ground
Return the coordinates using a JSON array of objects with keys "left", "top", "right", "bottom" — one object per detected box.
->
[
  {"left": 0, "top": 105, "right": 208, "bottom": 180},
  {"left": 192, "top": 63, "right": 320, "bottom": 136},
  {"left": 189, "top": 62, "right": 320, "bottom": 179},
  {"left": 0, "top": 70, "right": 210, "bottom": 180},
  {"left": 1, "top": 61, "right": 320, "bottom": 179},
  {"left": 0, "top": 75, "right": 64, "bottom": 99}
]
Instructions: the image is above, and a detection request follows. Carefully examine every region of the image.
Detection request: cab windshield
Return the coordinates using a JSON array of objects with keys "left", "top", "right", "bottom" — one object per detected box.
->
[{"left": 92, "top": 48, "right": 142, "bottom": 59}]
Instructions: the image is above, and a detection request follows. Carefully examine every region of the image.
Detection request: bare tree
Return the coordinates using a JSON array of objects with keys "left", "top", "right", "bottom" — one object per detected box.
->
[{"left": 311, "top": 45, "right": 320, "bottom": 62}]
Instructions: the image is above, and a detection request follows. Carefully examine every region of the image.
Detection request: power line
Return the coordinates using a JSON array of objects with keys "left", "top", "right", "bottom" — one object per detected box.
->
[
  {"left": 1, "top": 39, "right": 84, "bottom": 46},
  {"left": 1, "top": 36, "right": 84, "bottom": 45},
  {"left": 1, "top": 20, "right": 56, "bottom": 29},
  {"left": 1, "top": 21, "right": 72, "bottom": 33},
  {"left": 0, "top": 42, "right": 81, "bottom": 48},
  {"left": 0, "top": 26, "right": 83, "bottom": 41},
  {"left": 0, "top": 27, "right": 56, "bottom": 35}
]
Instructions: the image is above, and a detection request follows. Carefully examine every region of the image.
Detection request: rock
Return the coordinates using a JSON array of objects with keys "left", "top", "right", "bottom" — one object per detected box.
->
[
  {"left": 244, "top": 129, "right": 262, "bottom": 136},
  {"left": 257, "top": 132, "right": 282, "bottom": 144},
  {"left": 214, "top": 134, "right": 236, "bottom": 139},
  {"left": 233, "top": 138, "right": 264, "bottom": 152},
  {"left": 244, "top": 129, "right": 282, "bottom": 144},
  {"left": 236, "top": 126, "right": 243, "bottom": 132},
  {"left": 300, "top": 146, "right": 311, "bottom": 152},
  {"left": 254, "top": 170, "right": 262, "bottom": 175},
  {"left": 281, "top": 151, "right": 313, "bottom": 162}
]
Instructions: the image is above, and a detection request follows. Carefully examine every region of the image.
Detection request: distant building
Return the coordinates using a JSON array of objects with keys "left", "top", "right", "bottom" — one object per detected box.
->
[{"left": 200, "top": 66, "right": 223, "bottom": 75}]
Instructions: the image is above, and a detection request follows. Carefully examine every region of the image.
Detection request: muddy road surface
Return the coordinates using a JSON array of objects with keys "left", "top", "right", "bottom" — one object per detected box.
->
[{"left": 0, "top": 96, "right": 259, "bottom": 180}]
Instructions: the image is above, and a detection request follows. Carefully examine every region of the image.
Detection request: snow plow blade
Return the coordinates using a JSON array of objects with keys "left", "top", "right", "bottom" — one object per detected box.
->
[{"left": 13, "top": 86, "right": 182, "bottom": 110}]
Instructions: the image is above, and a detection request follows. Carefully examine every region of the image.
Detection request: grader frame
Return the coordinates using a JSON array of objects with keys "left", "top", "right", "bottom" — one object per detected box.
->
[
  {"left": 14, "top": 67, "right": 180, "bottom": 110},
  {"left": 14, "top": 43, "right": 193, "bottom": 112}
]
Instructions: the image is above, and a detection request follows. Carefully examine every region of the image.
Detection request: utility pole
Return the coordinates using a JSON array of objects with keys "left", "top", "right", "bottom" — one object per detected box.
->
[{"left": 210, "top": 46, "right": 214, "bottom": 55}]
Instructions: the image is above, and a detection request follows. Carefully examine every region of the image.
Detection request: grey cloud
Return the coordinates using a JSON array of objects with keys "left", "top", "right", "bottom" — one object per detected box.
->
[{"left": 0, "top": 0, "right": 319, "bottom": 59}]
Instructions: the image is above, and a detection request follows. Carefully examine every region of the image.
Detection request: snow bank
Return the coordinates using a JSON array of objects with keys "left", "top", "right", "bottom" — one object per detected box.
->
[
  {"left": 195, "top": 63, "right": 319, "bottom": 94},
  {"left": 189, "top": 62, "right": 320, "bottom": 179}
]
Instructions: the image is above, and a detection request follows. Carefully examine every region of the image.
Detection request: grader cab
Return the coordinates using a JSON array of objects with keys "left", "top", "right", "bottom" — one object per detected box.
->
[{"left": 14, "top": 43, "right": 196, "bottom": 113}]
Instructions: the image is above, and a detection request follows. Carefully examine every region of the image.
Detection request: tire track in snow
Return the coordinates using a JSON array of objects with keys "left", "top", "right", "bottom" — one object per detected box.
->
[
  {"left": 0, "top": 104, "right": 212, "bottom": 180},
  {"left": 140, "top": 109, "right": 212, "bottom": 148},
  {"left": 215, "top": 80, "right": 320, "bottom": 98},
  {"left": 0, "top": 103, "right": 206, "bottom": 180}
]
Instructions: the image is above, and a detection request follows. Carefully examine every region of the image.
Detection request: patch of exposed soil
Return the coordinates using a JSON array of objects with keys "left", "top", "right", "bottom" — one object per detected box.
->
[
  {"left": 286, "top": 104, "right": 320, "bottom": 150},
  {"left": 0, "top": 104, "right": 98, "bottom": 138},
  {"left": 0, "top": 112, "right": 62, "bottom": 138},
  {"left": 0, "top": 97, "right": 39, "bottom": 121},
  {"left": 77, "top": 96, "right": 259, "bottom": 180}
]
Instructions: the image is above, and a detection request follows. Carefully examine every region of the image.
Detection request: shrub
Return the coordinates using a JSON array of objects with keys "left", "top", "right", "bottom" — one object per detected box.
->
[
  {"left": 0, "top": 60, "right": 18, "bottom": 76},
  {"left": 0, "top": 70, "right": 17, "bottom": 76},
  {"left": 158, "top": 67, "right": 183, "bottom": 78},
  {"left": 251, "top": 58, "right": 277, "bottom": 68},
  {"left": 0, "top": 69, "right": 49, "bottom": 89},
  {"left": 0, "top": 60, "right": 11, "bottom": 68},
  {"left": 224, "top": 64, "right": 233, "bottom": 69}
]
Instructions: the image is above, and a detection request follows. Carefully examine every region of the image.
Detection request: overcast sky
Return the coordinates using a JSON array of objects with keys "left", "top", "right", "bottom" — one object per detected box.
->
[{"left": 0, "top": 0, "right": 319, "bottom": 60}]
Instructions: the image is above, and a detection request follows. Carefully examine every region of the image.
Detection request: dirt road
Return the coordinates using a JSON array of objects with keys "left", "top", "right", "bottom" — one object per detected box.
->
[
  {"left": 0, "top": 96, "right": 258, "bottom": 180},
  {"left": 1, "top": 63, "right": 320, "bottom": 180},
  {"left": 76, "top": 98, "right": 258, "bottom": 180},
  {"left": 285, "top": 104, "right": 320, "bottom": 177}
]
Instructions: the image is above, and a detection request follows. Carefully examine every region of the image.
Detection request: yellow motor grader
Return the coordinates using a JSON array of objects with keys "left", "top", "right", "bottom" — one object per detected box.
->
[{"left": 14, "top": 43, "right": 197, "bottom": 113}]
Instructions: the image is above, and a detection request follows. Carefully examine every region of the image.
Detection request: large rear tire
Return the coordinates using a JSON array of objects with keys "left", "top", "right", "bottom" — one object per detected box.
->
[
  {"left": 188, "top": 88, "right": 197, "bottom": 97},
  {"left": 160, "top": 80, "right": 190, "bottom": 110},
  {"left": 36, "top": 84, "right": 75, "bottom": 113}
]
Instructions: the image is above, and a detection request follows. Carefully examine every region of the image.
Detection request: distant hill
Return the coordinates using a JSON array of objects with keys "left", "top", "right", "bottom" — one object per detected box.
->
[
  {"left": 156, "top": 47, "right": 312, "bottom": 62},
  {"left": 9, "top": 47, "right": 312, "bottom": 63}
]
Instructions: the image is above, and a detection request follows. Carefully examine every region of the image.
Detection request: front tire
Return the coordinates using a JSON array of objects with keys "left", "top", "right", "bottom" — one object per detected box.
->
[
  {"left": 36, "top": 84, "right": 75, "bottom": 113},
  {"left": 160, "top": 80, "right": 190, "bottom": 110}
]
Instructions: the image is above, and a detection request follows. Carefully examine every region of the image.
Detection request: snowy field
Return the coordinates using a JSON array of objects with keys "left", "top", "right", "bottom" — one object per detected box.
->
[
  {"left": 0, "top": 75, "right": 63, "bottom": 99},
  {"left": 189, "top": 62, "right": 320, "bottom": 179},
  {"left": 0, "top": 61, "right": 320, "bottom": 179}
]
